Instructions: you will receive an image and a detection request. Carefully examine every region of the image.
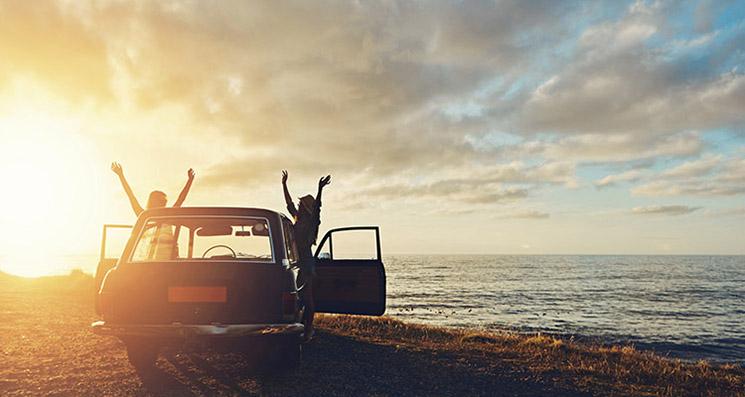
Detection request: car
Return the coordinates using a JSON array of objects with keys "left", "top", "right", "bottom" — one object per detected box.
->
[{"left": 91, "top": 206, "right": 386, "bottom": 371}]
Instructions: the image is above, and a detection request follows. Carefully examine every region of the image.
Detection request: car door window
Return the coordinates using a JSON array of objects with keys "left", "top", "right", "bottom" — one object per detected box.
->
[{"left": 320, "top": 229, "right": 379, "bottom": 260}]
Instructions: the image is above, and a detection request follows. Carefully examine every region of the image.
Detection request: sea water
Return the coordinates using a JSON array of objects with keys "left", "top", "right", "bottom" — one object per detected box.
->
[{"left": 385, "top": 255, "right": 745, "bottom": 363}]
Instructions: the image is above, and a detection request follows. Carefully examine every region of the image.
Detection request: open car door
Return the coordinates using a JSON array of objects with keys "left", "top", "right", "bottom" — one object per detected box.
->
[
  {"left": 94, "top": 224, "right": 132, "bottom": 314},
  {"left": 313, "top": 226, "right": 386, "bottom": 315}
]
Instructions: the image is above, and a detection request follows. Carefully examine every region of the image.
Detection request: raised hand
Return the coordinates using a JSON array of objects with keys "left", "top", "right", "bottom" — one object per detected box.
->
[
  {"left": 111, "top": 162, "right": 124, "bottom": 176},
  {"left": 318, "top": 175, "right": 331, "bottom": 188},
  {"left": 175, "top": 168, "right": 195, "bottom": 208},
  {"left": 111, "top": 162, "right": 143, "bottom": 216},
  {"left": 282, "top": 170, "right": 289, "bottom": 184}
]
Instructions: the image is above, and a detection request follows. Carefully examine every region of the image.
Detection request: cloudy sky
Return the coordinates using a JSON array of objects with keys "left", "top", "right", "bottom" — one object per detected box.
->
[{"left": 0, "top": 0, "right": 743, "bottom": 274}]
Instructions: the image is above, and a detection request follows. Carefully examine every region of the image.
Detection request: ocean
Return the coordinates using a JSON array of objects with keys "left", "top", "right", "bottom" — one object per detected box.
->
[{"left": 385, "top": 255, "right": 745, "bottom": 363}]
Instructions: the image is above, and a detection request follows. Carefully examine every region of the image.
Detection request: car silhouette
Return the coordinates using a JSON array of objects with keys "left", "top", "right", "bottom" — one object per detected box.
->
[{"left": 91, "top": 207, "right": 385, "bottom": 371}]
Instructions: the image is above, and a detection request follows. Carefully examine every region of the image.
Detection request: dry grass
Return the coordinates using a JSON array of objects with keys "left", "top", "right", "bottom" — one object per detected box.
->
[
  {"left": 316, "top": 315, "right": 745, "bottom": 396},
  {"left": 0, "top": 272, "right": 743, "bottom": 396}
]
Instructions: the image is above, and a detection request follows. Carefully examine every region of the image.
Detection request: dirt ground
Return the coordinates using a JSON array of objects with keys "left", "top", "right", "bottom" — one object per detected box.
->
[{"left": 1, "top": 274, "right": 743, "bottom": 396}]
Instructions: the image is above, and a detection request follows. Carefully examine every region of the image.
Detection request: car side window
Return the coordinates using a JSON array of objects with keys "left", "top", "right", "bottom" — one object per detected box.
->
[{"left": 283, "top": 218, "right": 298, "bottom": 264}]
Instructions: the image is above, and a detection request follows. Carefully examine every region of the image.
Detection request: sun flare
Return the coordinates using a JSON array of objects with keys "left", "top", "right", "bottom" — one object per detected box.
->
[{"left": 0, "top": 103, "right": 105, "bottom": 276}]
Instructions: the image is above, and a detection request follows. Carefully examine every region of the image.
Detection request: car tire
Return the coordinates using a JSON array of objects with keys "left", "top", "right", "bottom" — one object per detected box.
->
[{"left": 124, "top": 338, "right": 159, "bottom": 372}]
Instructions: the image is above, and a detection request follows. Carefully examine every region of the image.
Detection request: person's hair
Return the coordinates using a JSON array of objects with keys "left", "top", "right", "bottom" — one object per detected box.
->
[
  {"left": 146, "top": 190, "right": 167, "bottom": 209},
  {"left": 298, "top": 195, "right": 315, "bottom": 216}
]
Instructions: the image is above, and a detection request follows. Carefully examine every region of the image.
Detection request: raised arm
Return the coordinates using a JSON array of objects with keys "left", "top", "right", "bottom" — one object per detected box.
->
[
  {"left": 111, "top": 162, "right": 144, "bottom": 216},
  {"left": 173, "top": 168, "right": 195, "bottom": 207},
  {"left": 315, "top": 175, "right": 331, "bottom": 212},
  {"left": 308, "top": 175, "right": 331, "bottom": 245},
  {"left": 282, "top": 170, "right": 298, "bottom": 217}
]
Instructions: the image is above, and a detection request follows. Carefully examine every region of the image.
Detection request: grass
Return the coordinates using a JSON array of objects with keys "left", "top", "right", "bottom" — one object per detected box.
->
[{"left": 316, "top": 315, "right": 745, "bottom": 396}]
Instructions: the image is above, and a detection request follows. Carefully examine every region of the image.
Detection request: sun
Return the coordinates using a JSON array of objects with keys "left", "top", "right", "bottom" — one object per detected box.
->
[{"left": 0, "top": 107, "right": 104, "bottom": 277}]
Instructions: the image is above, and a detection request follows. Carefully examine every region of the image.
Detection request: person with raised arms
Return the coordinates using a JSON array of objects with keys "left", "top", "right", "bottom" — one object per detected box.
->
[
  {"left": 282, "top": 170, "right": 331, "bottom": 342},
  {"left": 111, "top": 162, "right": 195, "bottom": 260}
]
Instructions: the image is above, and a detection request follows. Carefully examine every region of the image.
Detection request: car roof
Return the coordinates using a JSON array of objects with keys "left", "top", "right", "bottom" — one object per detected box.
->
[{"left": 138, "top": 206, "right": 284, "bottom": 219}]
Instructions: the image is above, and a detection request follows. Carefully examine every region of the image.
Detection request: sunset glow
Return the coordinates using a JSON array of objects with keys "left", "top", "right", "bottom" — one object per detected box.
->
[
  {"left": 0, "top": 84, "right": 106, "bottom": 276},
  {"left": 3, "top": 3, "right": 745, "bottom": 396},
  {"left": 0, "top": 1, "right": 744, "bottom": 277}
]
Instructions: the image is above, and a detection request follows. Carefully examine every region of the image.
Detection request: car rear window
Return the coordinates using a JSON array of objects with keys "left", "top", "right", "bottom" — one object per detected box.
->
[{"left": 130, "top": 216, "right": 273, "bottom": 262}]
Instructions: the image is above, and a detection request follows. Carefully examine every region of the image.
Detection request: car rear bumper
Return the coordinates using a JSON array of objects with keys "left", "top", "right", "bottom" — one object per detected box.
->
[{"left": 91, "top": 320, "right": 304, "bottom": 338}]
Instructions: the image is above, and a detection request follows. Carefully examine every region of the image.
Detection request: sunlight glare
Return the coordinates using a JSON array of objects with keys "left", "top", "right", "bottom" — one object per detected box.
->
[{"left": 0, "top": 100, "right": 105, "bottom": 276}]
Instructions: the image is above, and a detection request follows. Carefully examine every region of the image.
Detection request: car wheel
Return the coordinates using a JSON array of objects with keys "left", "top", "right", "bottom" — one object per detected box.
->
[{"left": 124, "top": 338, "right": 159, "bottom": 372}]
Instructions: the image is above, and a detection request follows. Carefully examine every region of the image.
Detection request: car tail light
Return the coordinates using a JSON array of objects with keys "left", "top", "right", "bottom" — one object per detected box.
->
[{"left": 282, "top": 292, "right": 296, "bottom": 320}]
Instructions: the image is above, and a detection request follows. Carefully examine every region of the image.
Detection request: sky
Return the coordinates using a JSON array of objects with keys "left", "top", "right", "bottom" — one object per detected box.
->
[{"left": 0, "top": 0, "right": 744, "bottom": 275}]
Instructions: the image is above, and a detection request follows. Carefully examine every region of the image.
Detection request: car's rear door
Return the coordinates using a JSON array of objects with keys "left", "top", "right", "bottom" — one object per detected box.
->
[{"left": 313, "top": 226, "right": 386, "bottom": 315}]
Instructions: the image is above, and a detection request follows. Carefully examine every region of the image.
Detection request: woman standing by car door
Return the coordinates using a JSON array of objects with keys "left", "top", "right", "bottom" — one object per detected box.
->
[{"left": 282, "top": 170, "right": 331, "bottom": 342}]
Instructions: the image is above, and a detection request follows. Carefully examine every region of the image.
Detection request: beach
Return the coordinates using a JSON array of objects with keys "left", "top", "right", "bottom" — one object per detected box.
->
[{"left": 1, "top": 272, "right": 743, "bottom": 396}]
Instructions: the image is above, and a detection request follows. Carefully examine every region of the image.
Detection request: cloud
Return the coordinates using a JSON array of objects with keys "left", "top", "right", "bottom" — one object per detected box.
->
[
  {"left": 710, "top": 207, "right": 745, "bottom": 217},
  {"left": 631, "top": 205, "right": 701, "bottom": 216},
  {"left": 661, "top": 154, "right": 722, "bottom": 179},
  {"left": 594, "top": 169, "right": 644, "bottom": 188},
  {"left": 361, "top": 181, "right": 529, "bottom": 205},
  {"left": 2, "top": 0, "right": 744, "bottom": 230},
  {"left": 633, "top": 181, "right": 745, "bottom": 197},
  {"left": 487, "top": 131, "right": 703, "bottom": 165},
  {"left": 633, "top": 155, "right": 745, "bottom": 197},
  {"left": 543, "top": 132, "right": 703, "bottom": 163},
  {"left": 503, "top": 210, "right": 550, "bottom": 219},
  {"left": 352, "top": 160, "right": 575, "bottom": 206},
  {"left": 504, "top": 2, "right": 745, "bottom": 137},
  {"left": 346, "top": 181, "right": 530, "bottom": 214},
  {"left": 0, "top": 2, "right": 112, "bottom": 102},
  {"left": 460, "top": 188, "right": 529, "bottom": 204},
  {"left": 1, "top": 1, "right": 591, "bottom": 185}
]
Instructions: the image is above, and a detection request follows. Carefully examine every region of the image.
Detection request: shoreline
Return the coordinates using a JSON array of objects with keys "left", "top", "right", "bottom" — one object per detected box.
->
[
  {"left": 2, "top": 269, "right": 744, "bottom": 364},
  {"left": 394, "top": 321, "right": 745, "bottom": 365},
  {"left": 6, "top": 269, "right": 742, "bottom": 364},
  {"left": 316, "top": 315, "right": 745, "bottom": 396}
]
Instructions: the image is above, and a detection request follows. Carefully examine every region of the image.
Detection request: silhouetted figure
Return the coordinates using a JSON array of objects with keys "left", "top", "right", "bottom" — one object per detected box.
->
[
  {"left": 111, "top": 162, "right": 195, "bottom": 216},
  {"left": 282, "top": 170, "right": 331, "bottom": 342},
  {"left": 111, "top": 162, "right": 195, "bottom": 260}
]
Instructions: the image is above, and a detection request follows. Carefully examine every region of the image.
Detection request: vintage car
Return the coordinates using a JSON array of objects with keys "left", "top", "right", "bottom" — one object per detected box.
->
[{"left": 91, "top": 207, "right": 385, "bottom": 371}]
